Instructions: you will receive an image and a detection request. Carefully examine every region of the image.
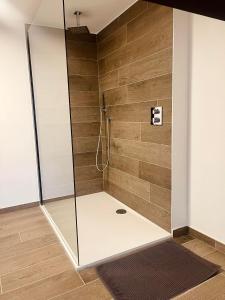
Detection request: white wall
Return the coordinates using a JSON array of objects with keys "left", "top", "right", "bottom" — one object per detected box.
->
[
  {"left": 0, "top": 8, "right": 39, "bottom": 208},
  {"left": 172, "top": 10, "right": 190, "bottom": 230},
  {"left": 188, "top": 14, "right": 225, "bottom": 244},
  {"left": 28, "top": 25, "right": 74, "bottom": 200}
]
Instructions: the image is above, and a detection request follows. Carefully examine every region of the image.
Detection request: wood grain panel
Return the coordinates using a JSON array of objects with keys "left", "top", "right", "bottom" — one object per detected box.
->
[
  {"left": 67, "top": 40, "right": 97, "bottom": 60},
  {"left": 128, "top": 74, "right": 172, "bottom": 103},
  {"left": 99, "top": 70, "right": 118, "bottom": 91},
  {"left": 107, "top": 167, "right": 150, "bottom": 201},
  {"left": 98, "top": 1, "right": 148, "bottom": 42},
  {"left": 150, "top": 184, "right": 171, "bottom": 212},
  {"left": 104, "top": 86, "right": 127, "bottom": 106},
  {"left": 70, "top": 91, "right": 99, "bottom": 107},
  {"left": 111, "top": 138, "right": 171, "bottom": 168},
  {"left": 99, "top": 24, "right": 172, "bottom": 75},
  {"left": 71, "top": 107, "right": 100, "bottom": 123},
  {"left": 75, "top": 166, "right": 102, "bottom": 181},
  {"left": 158, "top": 99, "right": 172, "bottom": 123},
  {"left": 69, "top": 75, "right": 98, "bottom": 92},
  {"left": 139, "top": 162, "right": 171, "bottom": 189},
  {"left": 110, "top": 122, "right": 140, "bottom": 140},
  {"left": 109, "top": 153, "right": 139, "bottom": 177},
  {"left": 72, "top": 122, "right": 99, "bottom": 137},
  {"left": 76, "top": 178, "right": 103, "bottom": 196},
  {"left": 119, "top": 48, "right": 172, "bottom": 85},
  {"left": 73, "top": 137, "right": 98, "bottom": 153},
  {"left": 68, "top": 59, "right": 98, "bottom": 76},
  {"left": 141, "top": 123, "right": 171, "bottom": 145},
  {"left": 75, "top": 152, "right": 98, "bottom": 167},
  {"left": 127, "top": 4, "right": 172, "bottom": 43},
  {"left": 108, "top": 101, "right": 157, "bottom": 122},
  {"left": 98, "top": 26, "right": 126, "bottom": 59}
]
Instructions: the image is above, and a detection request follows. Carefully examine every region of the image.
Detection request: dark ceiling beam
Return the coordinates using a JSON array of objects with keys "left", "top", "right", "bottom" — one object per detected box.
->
[{"left": 144, "top": 0, "right": 225, "bottom": 21}]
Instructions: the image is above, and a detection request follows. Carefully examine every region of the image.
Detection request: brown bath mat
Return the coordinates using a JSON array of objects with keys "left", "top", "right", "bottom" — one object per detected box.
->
[{"left": 97, "top": 240, "right": 220, "bottom": 300}]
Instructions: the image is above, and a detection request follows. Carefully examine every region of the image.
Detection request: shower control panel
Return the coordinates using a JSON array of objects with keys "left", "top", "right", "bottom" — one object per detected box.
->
[{"left": 151, "top": 106, "right": 163, "bottom": 126}]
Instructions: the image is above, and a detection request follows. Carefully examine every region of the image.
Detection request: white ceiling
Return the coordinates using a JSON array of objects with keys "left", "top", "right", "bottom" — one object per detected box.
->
[
  {"left": 64, "top": 0, "right": 138, "bottom": 33},
  {"left": 0, "top": 0, "right": 138, "bottom": 33}
]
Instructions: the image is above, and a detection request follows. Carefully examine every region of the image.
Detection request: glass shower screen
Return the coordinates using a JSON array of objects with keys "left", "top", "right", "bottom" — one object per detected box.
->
[{"left": 27, "top": 0, "right": 79, "bottom": 264}]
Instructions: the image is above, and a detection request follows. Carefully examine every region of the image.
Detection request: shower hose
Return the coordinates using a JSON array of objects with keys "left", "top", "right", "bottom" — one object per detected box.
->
[{"left": 96, "top": 107, "right": 110, "bottom": 172}]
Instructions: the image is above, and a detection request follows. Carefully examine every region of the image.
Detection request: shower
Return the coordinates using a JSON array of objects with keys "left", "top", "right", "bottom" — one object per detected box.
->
[
  {"left": 96, "top": 94, "right": 111, "bottom": 172},
  {"left": 68, "top": 11, "right": 90, "bottom": 34}
]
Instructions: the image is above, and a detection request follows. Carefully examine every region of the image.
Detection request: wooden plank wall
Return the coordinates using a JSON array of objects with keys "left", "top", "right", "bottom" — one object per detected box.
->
[
  {"left": 97, "top": 1, "right": 173, "bottom": 232},
  {"left": 66, "top": 32, "right": 103, "bottom": 196}
]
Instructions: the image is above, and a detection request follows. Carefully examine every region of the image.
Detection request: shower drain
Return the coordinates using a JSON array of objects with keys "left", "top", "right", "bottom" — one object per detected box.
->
[{"left": 116, "top": 209, "right": 127, "bottom": 215}]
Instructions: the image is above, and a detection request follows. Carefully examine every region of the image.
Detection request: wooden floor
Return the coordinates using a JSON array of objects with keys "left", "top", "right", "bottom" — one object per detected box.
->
[{"left": 0, "top": 206, "right": 225, "bottom": 299}]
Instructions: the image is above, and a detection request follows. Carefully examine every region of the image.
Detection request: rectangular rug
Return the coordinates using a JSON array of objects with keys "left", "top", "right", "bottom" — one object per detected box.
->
[{"left": 97, "top": 240, "right": 220, "bottom": 300}]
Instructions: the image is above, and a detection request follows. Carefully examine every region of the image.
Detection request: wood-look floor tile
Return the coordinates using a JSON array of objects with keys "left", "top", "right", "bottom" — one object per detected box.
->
[
  {"left": 1, "top": 255, "right": 73, "bottom": 293},
  {"left": 79, "top": 267, "right": 99, "bottom": 284},
  {"left": 173, "top": 274, "right": 225, "bottom": 299},
  {"left": 0, "top": 207, "right": 42, "bottom": 225},
  {"left": 174, "top": 235, "right": 195, "bottom": 245},
  {"left": 0, "top": 215, "right": 48, "bottom": 238},
  {"left": 216, "top": 241, "right": 225, "bottom": 255},
  {"left": 19, "top": 225, "right": 54, "bottom": 242},
  {"left": 205, "top": 251, "right": 225, "bottom": 269},
  {"left": 0, "top": 270, "right": 83, "bottom": 300},
  {"left": 51, "top": 279, "right": 111, "bottom": 300},
  {"left": 0, "top": 234, "right": 20, "bottom": 249},
  {"left": 189, "top": 228, "right": 216, "bottom": 247},
  {"left": 183, "top": 239, "right": 216, "bottom": 258},
  {"left": 0, "top": 242, "right": 62, "bottom": 276}
]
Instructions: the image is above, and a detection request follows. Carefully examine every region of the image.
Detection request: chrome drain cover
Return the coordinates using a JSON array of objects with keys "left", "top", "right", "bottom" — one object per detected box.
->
[{"left": 116, "top": 209, "right": 127, "bottom": 214}]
